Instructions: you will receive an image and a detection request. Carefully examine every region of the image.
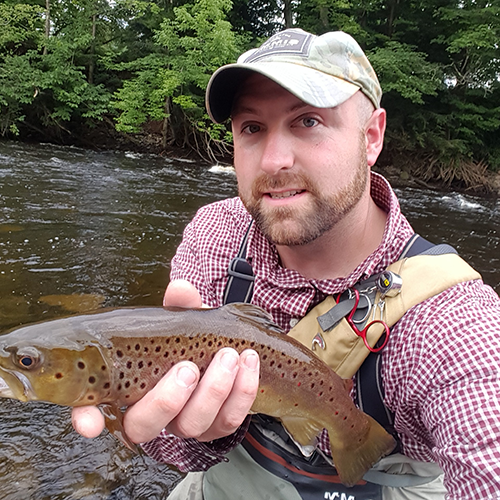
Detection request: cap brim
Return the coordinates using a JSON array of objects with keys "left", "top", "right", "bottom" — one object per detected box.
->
[{"left": 206, "top": 61, "right": 361, "bottom": 123}]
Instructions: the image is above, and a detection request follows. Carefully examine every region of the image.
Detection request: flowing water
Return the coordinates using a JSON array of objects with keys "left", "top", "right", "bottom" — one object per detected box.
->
[{"left": 0, "top": 140, "right": 498, "bottom": 499}]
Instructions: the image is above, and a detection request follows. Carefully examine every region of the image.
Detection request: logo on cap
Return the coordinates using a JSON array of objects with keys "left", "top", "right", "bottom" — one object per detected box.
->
[{"left": 243, "top": 30, "right": 314, "bottom": 63}]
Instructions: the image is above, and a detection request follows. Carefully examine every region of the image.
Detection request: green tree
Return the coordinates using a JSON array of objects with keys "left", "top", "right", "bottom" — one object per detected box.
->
[{"left": 112, "top": 0, "right": 241, "bottom": 159}]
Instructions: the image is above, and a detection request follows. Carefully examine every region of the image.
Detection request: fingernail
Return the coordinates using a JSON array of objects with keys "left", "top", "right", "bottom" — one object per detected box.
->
[
  {"left": 243, "top": 352, "right": 259, "bottom": 371},
  {"left": 220, "top": 351, "right": 238, "bottom": 371},
  {"left": 176, "top": 365, "right": 197, "bottom": 388}
]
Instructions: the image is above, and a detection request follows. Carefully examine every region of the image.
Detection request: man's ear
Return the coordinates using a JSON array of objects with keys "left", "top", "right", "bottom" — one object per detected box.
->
[{"left": 365, "top": 108, "right": 386, "bottom": 167}]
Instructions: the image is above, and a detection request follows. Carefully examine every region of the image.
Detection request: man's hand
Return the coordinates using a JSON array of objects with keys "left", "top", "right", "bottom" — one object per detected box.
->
[{"left": 71, "top": 279, "right": 260, "bottom": 444}]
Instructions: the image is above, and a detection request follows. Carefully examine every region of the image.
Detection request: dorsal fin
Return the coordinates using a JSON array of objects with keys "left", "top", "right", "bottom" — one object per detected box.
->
[{"left": 222, "top": 303, "right": 283, "bottom": 334}]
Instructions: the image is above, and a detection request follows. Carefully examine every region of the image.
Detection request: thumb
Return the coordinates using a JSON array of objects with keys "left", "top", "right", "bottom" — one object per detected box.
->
[{"left": 163, "top": 279, "right": 203, "bottom": 308}]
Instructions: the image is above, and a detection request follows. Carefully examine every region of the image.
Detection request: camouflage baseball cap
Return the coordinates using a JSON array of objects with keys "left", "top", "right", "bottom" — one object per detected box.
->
[{"left": 206, "top": 28, "right": 382, "bottom": 123}]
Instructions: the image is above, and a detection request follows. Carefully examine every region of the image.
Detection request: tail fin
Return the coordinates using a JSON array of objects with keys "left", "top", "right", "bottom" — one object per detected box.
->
[{"left": 329, "top": 415, "right": 396, "bottom": 487}]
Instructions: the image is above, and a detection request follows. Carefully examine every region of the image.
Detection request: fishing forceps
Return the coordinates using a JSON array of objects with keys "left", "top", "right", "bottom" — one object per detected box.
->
[{"left": 343, "top": 288, "right": 390, "bottom": 353}]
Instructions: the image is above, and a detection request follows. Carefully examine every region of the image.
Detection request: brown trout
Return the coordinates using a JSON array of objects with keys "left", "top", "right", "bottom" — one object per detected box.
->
[{"left": 0, "top": 303, "right": 395, "bottom": 486}]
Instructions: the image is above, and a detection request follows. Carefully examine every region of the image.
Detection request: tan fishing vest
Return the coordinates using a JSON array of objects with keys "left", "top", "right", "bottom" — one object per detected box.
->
[{"left": 288, "top": 253, "right": 480, "bottom": 378}]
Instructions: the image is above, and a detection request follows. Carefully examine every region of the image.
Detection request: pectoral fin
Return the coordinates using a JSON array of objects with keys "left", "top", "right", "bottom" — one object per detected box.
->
[
  {"left": 280, "top": 415, "right": 323, "bottom": 448},
  {"left": 100, "top": 403, "right": 139, "bottom": 454}
]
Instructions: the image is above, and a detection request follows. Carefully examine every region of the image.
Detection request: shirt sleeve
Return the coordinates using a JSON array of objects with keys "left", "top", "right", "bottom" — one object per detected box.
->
[{"left": 384, "top": 280, "right": 500, "bottom": 499}]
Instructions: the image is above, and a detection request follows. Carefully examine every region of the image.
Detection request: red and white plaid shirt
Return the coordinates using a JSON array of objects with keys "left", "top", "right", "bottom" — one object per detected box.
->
[{"left": 142, "top": 173, "right": 500, "bottom": 499}]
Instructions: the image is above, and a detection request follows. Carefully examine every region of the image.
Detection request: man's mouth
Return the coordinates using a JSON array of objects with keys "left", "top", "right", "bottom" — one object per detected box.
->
[{"left": 267, "top": 190, "right": 304, "bottom": 199}]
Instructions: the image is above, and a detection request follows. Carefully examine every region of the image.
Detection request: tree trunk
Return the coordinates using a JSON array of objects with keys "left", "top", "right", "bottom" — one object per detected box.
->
[
  {"left": 43, "top": 0, "right": 50, "bottom": 55},
  {"left": 88, "top": 13, "right": 97, "bottom": 84},
  {"left": 283, "top": 0, "right": 293, "bottom": 28},
  {"left": 162, "top": 96, "right": 174, "bottom": 149}
]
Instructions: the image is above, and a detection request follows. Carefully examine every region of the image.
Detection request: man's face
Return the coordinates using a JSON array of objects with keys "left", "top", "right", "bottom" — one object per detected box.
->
[{"left": 231, "top": 74, "right": 371, "bottom": 247}]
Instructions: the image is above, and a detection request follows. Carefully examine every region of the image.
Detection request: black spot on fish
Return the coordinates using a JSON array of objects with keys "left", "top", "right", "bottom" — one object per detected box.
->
[
  {"left": 135, "top": 344, "right": 140, "bottom": 351},
  {"left": 262, "top": 354, "right": 268, "bottom": 360},
  {"left": 155, "top": 346, "right": 161, "bottom": 353},
  {"left": 140, "top": 382, "right": 146, "bottom": 389},
  {"left": 119, "top": 372, "right": 124, "bottom": 379},
  {"left": 116, "top": 350, "right": 123, "bottom": 358},
  {"left": 175, "top": 338, "right": 180, "bottom": 344},
  {"left": 55, "top": 373, "right": 63, "bottom": 379},
  {"left": 208, "top": 341, "right": 213, "bottom": 347},
  {"left": 154, "top": 368, "right": 159, "bottom": 375},
  {"left": 89, "top": 376, "right": 96, "bottom": 384},
  {"left": 101, "top": 365, "right": 106, "bottom": 371},
  {"left": 144, "top": 347, "right": 149, "bottom": 353},
  {"left": 133, "top": 377, "right": 138, "bottom": 384},
  {"left": 78, "top": 362, "right": 85, "bottom": 370},
  {"left": 147, "top": 361, "right": 152, "bottom": 367},
  {"left": 118, "top": 384, "right": 122, "bottom": 391},
  {"left": 138, "top": 361, "right": 144, "bottom": 369},
  {"left": 125, "top": 381, "right": 130, "bottom": 388},
  {"left": 87, "top": 395, "right": 94, "bottom": 401},
  {"left": 199, "top": 351, "right": 205, "bottom": 359},
  {"left": 164, "top": 352, "right": 169, "bottom": 358},
  {"left": 165, "top": 339, "right": 170, "bottom": 344},
  {"left": 126, "top": 361, "right": 132, "bottom": 369},
  {"left": 104, "top": 383, "right": 110, "bottom": 389}
]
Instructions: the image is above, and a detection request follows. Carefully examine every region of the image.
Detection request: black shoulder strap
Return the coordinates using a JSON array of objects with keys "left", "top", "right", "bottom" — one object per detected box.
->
[
  {"left": 223, "top": 221, "right": 255, "bottom": 304},
  {"left": 356, "top": 234, "right": 457, "bottom": 442}
]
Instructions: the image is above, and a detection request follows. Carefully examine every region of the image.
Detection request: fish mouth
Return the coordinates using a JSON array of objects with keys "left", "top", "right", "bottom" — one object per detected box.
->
[
  {"left": 0, "top": 369, "right": 32, "bottom": 401},
  {"left": 0, "top": 375, "right": 16, "bottom": 399}
]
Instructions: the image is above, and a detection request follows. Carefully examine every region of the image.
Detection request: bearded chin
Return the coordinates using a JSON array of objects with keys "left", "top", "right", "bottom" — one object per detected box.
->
[{"left": 240, "top": 160, "right": 368, "bottom": 247}]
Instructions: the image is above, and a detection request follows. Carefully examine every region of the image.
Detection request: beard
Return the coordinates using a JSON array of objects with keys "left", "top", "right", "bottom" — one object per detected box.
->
[{"left": 239, "top": 153, "right": 369, "bottom": 247}]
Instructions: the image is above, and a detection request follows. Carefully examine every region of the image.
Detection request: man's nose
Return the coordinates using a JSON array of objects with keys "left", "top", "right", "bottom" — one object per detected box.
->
[{"left": 259, "top": 131, "right": 294, "bottom": 175}]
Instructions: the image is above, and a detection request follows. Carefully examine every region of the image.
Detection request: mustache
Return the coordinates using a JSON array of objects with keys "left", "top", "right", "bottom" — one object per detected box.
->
[{"left": 249, "top": 172, "right": 317, "bottom": 197}]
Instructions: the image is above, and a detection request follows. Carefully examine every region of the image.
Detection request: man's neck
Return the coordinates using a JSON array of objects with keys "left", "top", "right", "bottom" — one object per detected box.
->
[{"left": 275, "top": 197, "right": 387, "bottom": 280}]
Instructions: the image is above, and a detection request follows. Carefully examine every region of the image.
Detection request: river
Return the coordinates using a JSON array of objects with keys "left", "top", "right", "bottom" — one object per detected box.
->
[{"left": 0, "top": 140, "right": 498, "bottom": 499}]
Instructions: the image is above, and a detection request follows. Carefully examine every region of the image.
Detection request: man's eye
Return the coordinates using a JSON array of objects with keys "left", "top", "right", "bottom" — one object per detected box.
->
[
  {"left": 302, "top": 117, "right": 318, "bottom": 128},
  {"left": 243, "top": 124, "right": 260, "bottom": 134}
]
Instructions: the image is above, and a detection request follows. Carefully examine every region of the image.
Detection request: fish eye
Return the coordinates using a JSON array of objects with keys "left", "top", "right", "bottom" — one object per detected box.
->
[
  {"left": 14, "top": 348, "right": 41, "bottom": 370},
  {"left": 19, "top": 356, "right": 35, "bottom": 367}
]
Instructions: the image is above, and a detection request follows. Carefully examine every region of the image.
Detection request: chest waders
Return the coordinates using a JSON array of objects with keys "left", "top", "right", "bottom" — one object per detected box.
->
[{"left": 169, "top": 229, "right": 481, "bottom": 500}]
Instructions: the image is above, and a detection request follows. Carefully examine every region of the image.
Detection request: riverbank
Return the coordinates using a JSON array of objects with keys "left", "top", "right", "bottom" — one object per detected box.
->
[{"left": 8, "top": 124, "right": 500, "bottom": 198}]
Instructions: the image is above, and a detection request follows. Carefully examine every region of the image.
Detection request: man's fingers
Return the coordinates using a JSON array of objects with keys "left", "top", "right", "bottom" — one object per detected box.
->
[
  {"left": 123, "top": 361, "right": 200, "bottom": 444},
  {"left": 165, "top": 348, "right": 241, "bottom": 439},
  {"left": 71, "top": 405, "right": 105, "bottom": 438},
  {"left": 196, "top": 349, "right": 260, "bottom": 442}
]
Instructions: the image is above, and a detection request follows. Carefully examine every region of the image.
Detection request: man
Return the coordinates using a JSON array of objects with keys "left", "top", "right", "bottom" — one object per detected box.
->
[{"left": 72, "top": 29, "right": 500, "bottom": 499}]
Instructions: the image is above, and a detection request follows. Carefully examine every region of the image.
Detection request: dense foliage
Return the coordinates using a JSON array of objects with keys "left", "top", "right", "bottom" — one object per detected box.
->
[{"left": 1, "top": 0, "right": 499, "bottom": 185}]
